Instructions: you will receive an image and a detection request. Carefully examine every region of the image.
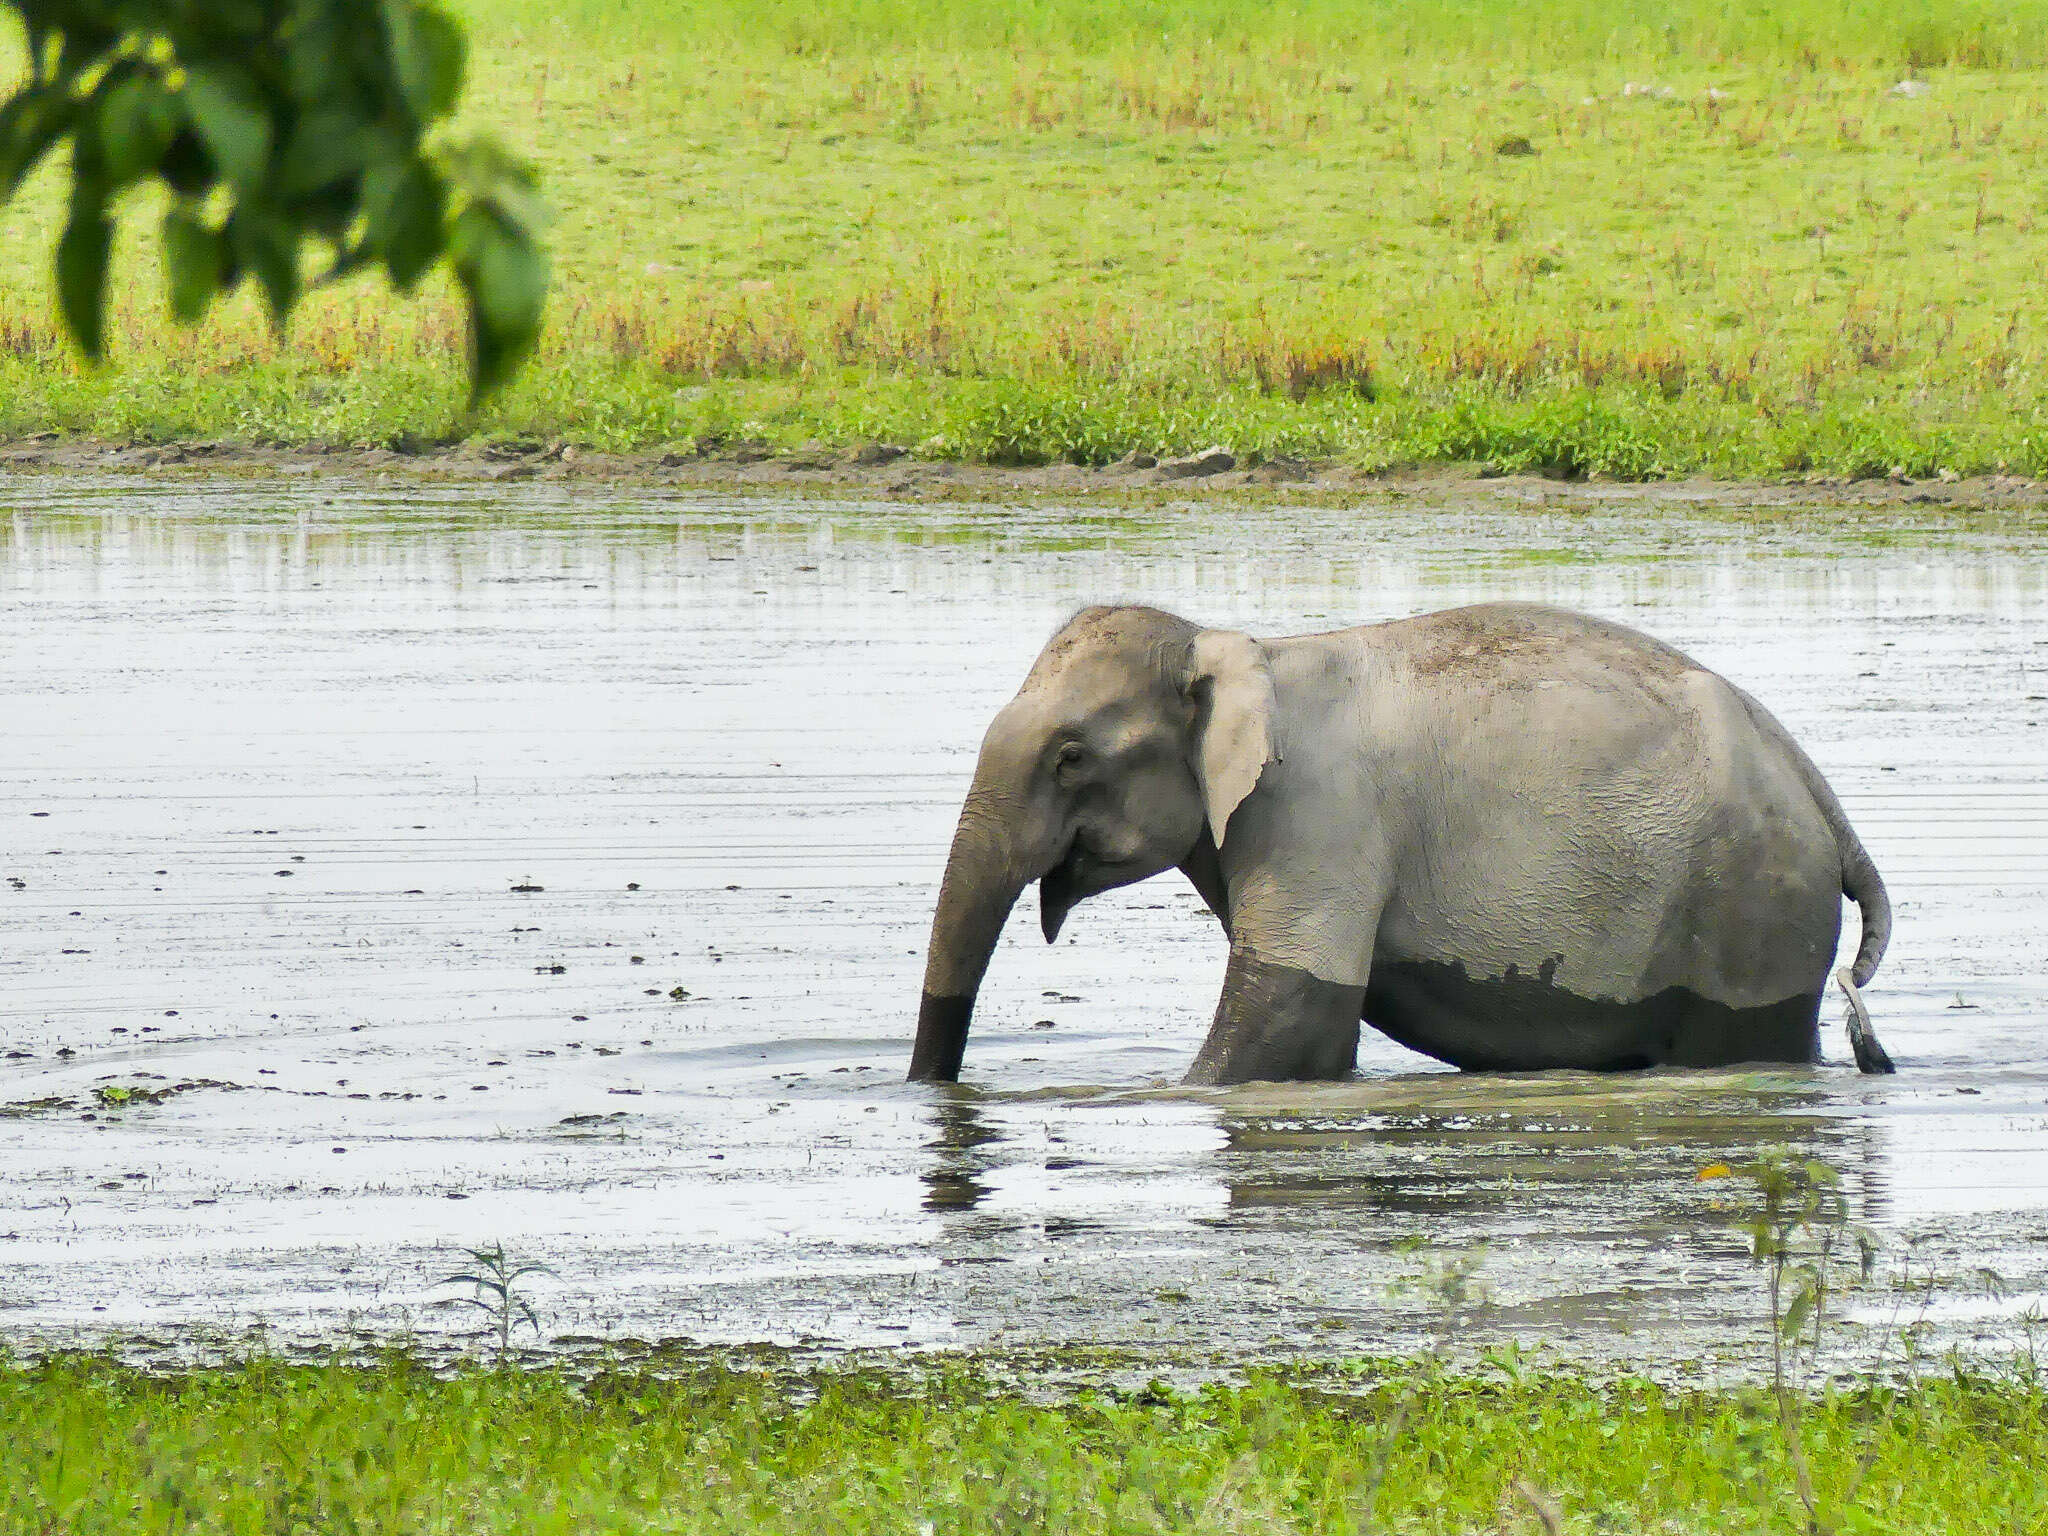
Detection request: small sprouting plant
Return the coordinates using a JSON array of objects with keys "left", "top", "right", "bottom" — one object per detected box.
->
[
  {"left": 1700, "top": 1149, "right": 1881, "bottom": 1534},
  {"left": 1975, "top": 1266, "right": 2046, "bottom": 1384},
  {"left": 1358, "top": 1239, "right": 1500, "bottom": 1534},
  {"left": 437, "top": 1243, "right": 555, "bottom": 1367},
  {"left": 1392, "top": 1237, "right": 1492, "bottom": 1320},
  {"left": 1707, "top": 1151, "right": 1878, "bottom": 1365}
]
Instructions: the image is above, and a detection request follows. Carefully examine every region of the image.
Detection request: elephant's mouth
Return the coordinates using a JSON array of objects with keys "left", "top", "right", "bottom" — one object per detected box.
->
[
  {"left": 1040, "top": 849, "right": 1081, "bottom": 944},
  {"left": 1040, "top": 836, "right": 1114, "bottom": 943},
  {"left": 1040, "top": 839, "right": 1136, "bottom": 943}
]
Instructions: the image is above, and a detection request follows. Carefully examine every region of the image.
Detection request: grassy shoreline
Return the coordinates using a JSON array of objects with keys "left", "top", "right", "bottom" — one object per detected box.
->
[
  {"left": 10, "top": 4, "right": 2048, "bottom": 477},
  {"left": 11, "top": 366, "right": 2048, "bottom": 483},
  {"left": 7, "top": 1350, "right": 2044, "bottom": 1533}
]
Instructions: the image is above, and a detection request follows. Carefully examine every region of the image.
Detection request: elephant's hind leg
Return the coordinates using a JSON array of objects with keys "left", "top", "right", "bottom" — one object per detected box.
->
[{"left": 1659, "top": 987, "right": 1823, "bottom": 1068}]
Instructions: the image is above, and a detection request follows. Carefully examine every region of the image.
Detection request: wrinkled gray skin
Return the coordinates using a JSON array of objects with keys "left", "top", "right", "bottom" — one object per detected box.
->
[{"left": 908, "top": 602, "right": 1894, "bottom": 1086}]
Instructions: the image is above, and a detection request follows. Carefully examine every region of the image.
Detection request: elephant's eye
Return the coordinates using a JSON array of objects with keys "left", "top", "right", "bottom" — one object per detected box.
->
[{"left": 1054, "top": 742, "right": 1086, "bottom": 779}]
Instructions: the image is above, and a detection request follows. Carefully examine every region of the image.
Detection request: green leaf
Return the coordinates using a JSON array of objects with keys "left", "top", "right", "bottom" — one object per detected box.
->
[
  {"left": 56, "top": 189, "right": 113, "bottom": 361},
  {"left": 0, "top": 85, "right": 76, "bottom": 200},
  {"left": 162, "top": 206, "right": 226, "bottom": 323},
  {"left": 1781, "top": 1273, "right": 1818, "bottom": 1338},
  {"left": 5, "top": 0, "right": 543, "bottom": 396},
  {"left": 98, "top": 72, "right": 180, "bottom": 187},
  {"left": 182, "top": 64, "right": 272, "bottom": 191},
  {"left": 157, "top": 130, "right": 217, "bottom": 197},
  {"left": 22, "top": 19, "right": 51, "bottom": 83},
  {"left": 279, "top": 110, "right": 373, "bottom": 198},
  {"left": 53, "top": 24, "right": 119, "bottom": 89},
  {"left": 451, "top": 203, "right": 547, "bottom": 401},
  {"left": 229, "top": 206, "right": 302, "bottom": 322},
  {"left": 385, "top": 2, "right": 467, "bottom": 124},
  {"left": 361, "top": 155, "right": 447, "bottom": 289},
  {"left": 282, "top": 6, "right": 346, "bottom": 101},
  {"left": 440, "top": 136, "right": 546, "bottom": 233}
]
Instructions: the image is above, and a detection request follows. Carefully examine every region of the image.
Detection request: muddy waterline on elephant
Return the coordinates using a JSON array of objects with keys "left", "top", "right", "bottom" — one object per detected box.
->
[{"left": 1, "top": 477, "right": 2045, "bottom": 1372}]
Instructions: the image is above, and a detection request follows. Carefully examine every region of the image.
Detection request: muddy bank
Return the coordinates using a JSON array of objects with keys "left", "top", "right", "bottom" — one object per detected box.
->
[{"left": 10, "top": 433, "right": 2048, "bottom": 521}]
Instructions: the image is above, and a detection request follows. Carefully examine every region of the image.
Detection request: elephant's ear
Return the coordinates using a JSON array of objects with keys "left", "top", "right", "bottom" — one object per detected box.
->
[{"left": 1182, "top": 629, "right": 1281, "bottom": 849}]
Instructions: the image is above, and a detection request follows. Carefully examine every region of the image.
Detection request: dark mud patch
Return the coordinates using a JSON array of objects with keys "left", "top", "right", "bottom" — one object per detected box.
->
[
  {"left": 5, "top": 1078, "right": 238, "bottom": 1117},
  {"left": 10, "top": 434, "right": 2048, "bottom": 526}
]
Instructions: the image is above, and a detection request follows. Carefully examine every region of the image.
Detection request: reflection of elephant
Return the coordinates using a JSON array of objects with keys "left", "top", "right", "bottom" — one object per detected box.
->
[
  {"left": 908, "top": 602, "right": 1894, "bottom": 1086},
  {"left": 921, "top": 1095, "right": 1000, "bottom": 1212}
]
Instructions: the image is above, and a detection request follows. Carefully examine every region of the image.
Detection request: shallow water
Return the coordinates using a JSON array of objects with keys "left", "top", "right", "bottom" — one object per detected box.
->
[{"left": 3, "top": 477, "right": 2046, "bottom": 1373}]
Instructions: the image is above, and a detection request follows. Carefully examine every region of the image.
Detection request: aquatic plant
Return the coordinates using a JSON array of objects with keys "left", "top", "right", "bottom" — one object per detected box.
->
[
  {"left": 1358, "top": 1238, "right": 1503, "bottom": 1533},
  {"left": 436, "top": 1243, "right": 555, "bottom": 1367},
  {"left": 1700, "top": 1149, "right": 1944, "bottom": 1536}
]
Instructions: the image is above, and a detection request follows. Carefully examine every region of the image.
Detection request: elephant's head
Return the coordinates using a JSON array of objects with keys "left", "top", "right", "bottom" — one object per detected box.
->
[{"left": 908, "top": 605, "right": 1280, "bottom": 1081}]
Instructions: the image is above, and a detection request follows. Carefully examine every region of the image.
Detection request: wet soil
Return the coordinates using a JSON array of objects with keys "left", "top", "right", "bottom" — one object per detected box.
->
[
  {"left": 11, "top": 434, "right": 2048, "bottom": 525},
  {"left": 1, "top": 473, "right": 2045, "bottom": 1376}
]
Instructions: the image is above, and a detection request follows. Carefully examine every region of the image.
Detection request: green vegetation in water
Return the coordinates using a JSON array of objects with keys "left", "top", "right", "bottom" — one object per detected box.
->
[
  {"left": 5, "top": 1350, "right": 2045, "bottom": 1533},
  {"left": 9, "top": 1, "right": 2048, "bottom": 476},
  {"left": 437, "top": 1242, "right": 556, "bottom": 1367}
]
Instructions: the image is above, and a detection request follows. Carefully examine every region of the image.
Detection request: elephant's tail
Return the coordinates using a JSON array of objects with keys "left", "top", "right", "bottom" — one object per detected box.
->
[
  {"left": 1794, "top": 732, "right": 1897, "bottom": 1074},
  {"left": 1732, "top": 685, "right": 1892, "bottom": 986},
  {"left": 1782, "top": 716, "right": 1891, "bottom": 988},
  {"left": 1730, "top": 687, "right": 1895, "bottom": 1071},
  {"left": 1838, "top": 828, "right": 1891, "bottom": 989}
]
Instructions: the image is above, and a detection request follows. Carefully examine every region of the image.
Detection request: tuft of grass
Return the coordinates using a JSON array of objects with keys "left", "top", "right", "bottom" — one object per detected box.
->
[
  {"left": 2, "top": 1350, "right": 2044, "bottom": 1534},
  {"left": 13, "top": 2, "right": 2048, "bottom": 476}
]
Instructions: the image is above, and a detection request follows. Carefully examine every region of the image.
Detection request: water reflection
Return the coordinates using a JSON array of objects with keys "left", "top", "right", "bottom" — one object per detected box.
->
[
  {"left": 921, "top": 1092, "right": 1000, "bottom": 1213},
  {"left": 1216, "top": 1079, "right": 1861, "bottom": 1230},
  {"left": 912, "top": 1074, "right": 1907, "bottom": 1279}
]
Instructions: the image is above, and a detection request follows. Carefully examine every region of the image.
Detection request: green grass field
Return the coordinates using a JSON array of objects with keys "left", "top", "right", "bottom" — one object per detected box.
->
[
  {"left": 7, "top": 1352, "right": 2046, "bottom": 1534},
  {"left": 9, "top": 2, "right": 2048, "bottom": 475}
]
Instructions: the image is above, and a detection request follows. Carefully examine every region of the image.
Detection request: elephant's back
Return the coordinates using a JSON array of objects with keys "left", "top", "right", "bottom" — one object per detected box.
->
[
  {"left": 1345, "top": 604, "right": 1843, "bottom": 1012},
  {"left": 1366, "top": 603, "right": 1764, "bottom": 801},
  {"left": 1369, "top": 602, "right": 1705, "bottom": 700},
  {"left": 1358, "top": 602, "right": 1738, "bottom": 797}
]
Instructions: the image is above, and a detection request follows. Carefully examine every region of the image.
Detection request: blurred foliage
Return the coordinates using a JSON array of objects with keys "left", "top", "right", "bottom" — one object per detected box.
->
[{"left": 0, "top": 0, "right": 546, "bottom": 399}]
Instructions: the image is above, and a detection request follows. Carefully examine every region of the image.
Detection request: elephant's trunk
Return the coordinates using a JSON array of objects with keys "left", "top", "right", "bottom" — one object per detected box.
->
[{"left": 909, "top": 803, "right": 1028, "bottom": 1082}]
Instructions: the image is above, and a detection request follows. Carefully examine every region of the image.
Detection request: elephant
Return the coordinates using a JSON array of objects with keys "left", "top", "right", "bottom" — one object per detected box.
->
[{"left": 907, "top": 601, "right": 1895, "bottom": 1086}]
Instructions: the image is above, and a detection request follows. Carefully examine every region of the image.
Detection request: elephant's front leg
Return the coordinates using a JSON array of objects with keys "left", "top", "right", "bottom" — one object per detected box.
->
[{"left": 1184, "top": 939, "right": 1367, "bottom": 1085}]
